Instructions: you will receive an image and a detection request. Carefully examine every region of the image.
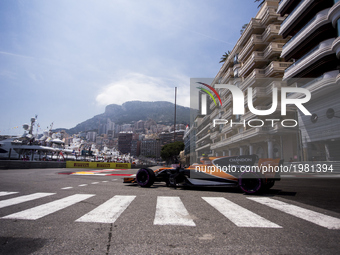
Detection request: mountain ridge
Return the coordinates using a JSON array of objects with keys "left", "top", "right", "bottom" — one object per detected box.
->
[{"left": 59, "top": 101, "right": 190, "bottom": 134}]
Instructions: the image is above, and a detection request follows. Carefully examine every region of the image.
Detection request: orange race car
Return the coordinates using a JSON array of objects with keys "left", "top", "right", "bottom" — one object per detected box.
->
[{"left": 124, "top": 155, "right": 283, "bottom": 194}]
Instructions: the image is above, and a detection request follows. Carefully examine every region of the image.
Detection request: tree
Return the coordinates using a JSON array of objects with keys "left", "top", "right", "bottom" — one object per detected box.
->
[
  {"left": 240, "top": 23, "right": 248, "bottom": 35},
  {"left": 255, "top": 0, "right": 265, "bottom": 8},
  {"left": 219, "top": 50, "right": 231, "bottom": 63},
  {"left": 160, "top": 141, "right": 184, "bottom": 164}
]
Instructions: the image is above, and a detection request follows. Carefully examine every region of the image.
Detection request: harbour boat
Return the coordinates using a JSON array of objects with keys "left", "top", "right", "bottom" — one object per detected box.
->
[{"left": 0, "top": 117, "right": 61, "bottom": 161}]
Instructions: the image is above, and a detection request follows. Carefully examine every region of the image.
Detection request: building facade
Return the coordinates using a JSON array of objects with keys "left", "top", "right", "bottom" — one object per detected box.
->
[
  {"left": 140, "top": 139, "right": 161, "bottom": 158},
  {"left": 195, "top": 0, "right": 299, "bottom": 163},
  {"left": 278, "top": 0, "right": 340, "bottom": 160}
]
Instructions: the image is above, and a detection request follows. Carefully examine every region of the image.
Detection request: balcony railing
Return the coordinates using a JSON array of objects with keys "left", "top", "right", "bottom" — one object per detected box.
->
[
  {"left": 239, "top": 69, "right": 265, "bottom": 91},
  {"left": 284, "top": 38, "right": 334, "bottom": 74},
  {"left": 238, "top": 35, "right": 265, "bottom": 62},
  {"left": 239, "top": 52, "right": 266, "bottom": 77},
  {"left": 261, "top": 24, "right": 281, "bottom": 43},
  {"left": 265, "top": 61, "right": 292, "bottom": 77},
  {"left": 280, "top": 0, "right": 314, "bottom": 36},
  {"left": 221, "top": 67, "right": 233, "bottom": 84},
  {"left": 281, "top": 0, "right": 305, "bottom": 27},
  {"left": 282, "top": 9, "right": 329, "bottom": 58},
  {"left": 263, "top": 42, "right": 284, "bottom": 59}
]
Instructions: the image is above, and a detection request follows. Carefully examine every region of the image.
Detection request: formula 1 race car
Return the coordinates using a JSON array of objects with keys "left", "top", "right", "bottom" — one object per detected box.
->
[{"left": 124, "top": 155, "right": 283, "bottom": 194}]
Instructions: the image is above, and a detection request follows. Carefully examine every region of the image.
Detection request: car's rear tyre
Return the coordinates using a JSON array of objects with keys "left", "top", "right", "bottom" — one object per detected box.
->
[
  {"left": 262, "top": 179, "right": 275, "bottom": 191},
  {"left": 136, "top": 168, "right": 155, "bottom": 187},
  {"left": 238, "top": 171, "right": 262, "bottom": 194}
]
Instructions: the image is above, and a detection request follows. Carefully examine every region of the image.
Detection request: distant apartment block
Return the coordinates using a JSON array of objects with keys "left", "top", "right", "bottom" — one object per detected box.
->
[
  {"left": 140, "top": 139, "right": 161, "bottom": 158},
  {"left": 159, "top": 130, "right": 185, "bottom": 146}
]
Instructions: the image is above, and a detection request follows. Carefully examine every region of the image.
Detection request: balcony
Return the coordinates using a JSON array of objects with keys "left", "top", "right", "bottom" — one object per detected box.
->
[
  {"left": 210, "top": 131, "right": 219, "bottom": 140},
  {"left": 287, "top": 70, "right": 339, "bottom": 99},
  {"left": 241, "top": 106, "right": 270, "bottom": 121},
  {"left": 278, "top": 0, "right": 293, "bottom": 14},
  {"left": 261, "top": 24, "right": 281, "bottom": 43},
  {"left": 220, "top": 124, "right": 234, "bottom": 135},
  {"left": 263, "top": 42, "right": 284, "bottom": 59},
  {"left": 281, "top": 9, "right": 329, "bottom": 58},
  {"left": 265, "top": 61, "right": 292, "bottom": 77},
  {"left": 220, "top": 67, "right": 233, "bottom": 84},
  {"left": 329, "top": 0, "right": 340, "bottom": 27},
  {"left": 332, "top": 36, "right": 340, "bottom": 58},
  {"left": 283, "top": 38, "right": 336, "bottom": 80},
  {"left": 252, "top": 87, "right": 267, "bottom": 99},
  {"left": 222, "top": 94, "right": 232, "bottom": 108},
  {"left": 279, "top": 0, "right": 313, "bottom": 36},
  {"left": 221, "top": 108, "right": 232, "bottom": 119},
  {"left": 239, "top": 69, "right": 265, "bottom": 91},
  {"left": 210, "top": 108, "right": 220, "bottom": 119},
  {"left": 238, "top": 35, "right": 266, "bottom": 62},
  {"left": 238, "top": 18, "right": 265, "bottom": 47},
  {"left": 195, "top": 142, "right": 211, "bottom": 152},
  {"left": 211, "top": 127, "right": 269, "bottom": 150},
  {"left": 259, "top": 6, "right": 281, "bottom": 27},
  {"left": 239, "top": 52, "right": 266, "bottom": 77}
]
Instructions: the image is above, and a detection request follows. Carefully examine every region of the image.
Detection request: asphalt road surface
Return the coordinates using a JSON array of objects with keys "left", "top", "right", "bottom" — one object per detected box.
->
[{"left": 0, "top": 167, "right": 340, "bottom": 254}]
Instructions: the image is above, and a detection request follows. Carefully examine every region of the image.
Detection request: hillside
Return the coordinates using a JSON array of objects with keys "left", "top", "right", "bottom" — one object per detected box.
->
[{"left": 64, "top": 101, "right": 190, "bottom": 134}]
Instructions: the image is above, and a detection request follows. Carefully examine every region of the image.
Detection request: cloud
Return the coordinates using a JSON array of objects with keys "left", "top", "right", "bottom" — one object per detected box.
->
[{"left": 96, "top": 72, "right": 190, "bottom": 107}]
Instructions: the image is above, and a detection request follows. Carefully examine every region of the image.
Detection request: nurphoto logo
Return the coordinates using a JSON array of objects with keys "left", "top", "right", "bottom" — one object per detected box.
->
[{"left": 194, "top": 79, "right": 312, "bottom": 128}]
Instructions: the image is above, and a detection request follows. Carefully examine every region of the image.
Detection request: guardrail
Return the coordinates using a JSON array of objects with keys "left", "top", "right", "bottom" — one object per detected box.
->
[{"left": 0, "top": 160, "right": 66, "bottom": 170}]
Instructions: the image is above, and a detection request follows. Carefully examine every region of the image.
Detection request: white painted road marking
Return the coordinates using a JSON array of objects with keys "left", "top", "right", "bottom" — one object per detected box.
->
[
  {"left": 0, "top": 193, "right": 55, "bottom": 209},
  {"left": 0, "top": 192, "right": 19, "bottom": 197},
  {"left": 202, "top": 197, "right": 281, "bottom": 228},
  {"left": 78, "top": 184, "right": 88, "bottom": 187},
  {"left": 61, "top": 187, "right": 73, "bottom": 190},
  {"left": 154, "top": 196, "right": 196, "bottom": 226},
  {"left": 76, "top": 195, "right": 136, "bottom": 223},
  {"left": 2, "top": 194, "right": 95, "bottom": 220},
  {"left": 91, "top": 182, "right": 99, "bottom": 184},
  {"left": 248, "top": 197, "right": 340, "bottom": 230}
]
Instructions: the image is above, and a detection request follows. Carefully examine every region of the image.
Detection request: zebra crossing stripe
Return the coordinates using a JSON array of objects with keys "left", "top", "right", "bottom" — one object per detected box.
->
[
  {"left": 0, "top": 192, "right": 19, "bottom": 197},
  {"left": 154, "top": 196, "right": 196, "bottom": 226},
  {"left": 2, "top": 194, "right": 95, "bottom": 220},
  {"left": 76, "top": 195, "right": 136, "bottom": 223},
  {"left": 0, "top": 193, "right": 55, "bottom": 209},
  {"left": 247, "top": 197, "right": 340, "bottom": 230},
  {"left": 202, "top": 197, "right": 281, "bottom": 228}
]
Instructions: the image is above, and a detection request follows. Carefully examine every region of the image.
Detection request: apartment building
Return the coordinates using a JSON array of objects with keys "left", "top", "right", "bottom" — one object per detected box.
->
[
  {"left": 278, "top": 0, "right": 340, "bottom": 160},
  {"left": 194, "top": 0, "right": 299, "bottom": 162},
  {"left": 140, "top": 139, "right": 161, "bottom": 158}
]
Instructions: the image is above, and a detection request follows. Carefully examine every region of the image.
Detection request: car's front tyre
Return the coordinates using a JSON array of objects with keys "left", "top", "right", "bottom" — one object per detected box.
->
[{"left": 136, "top": 168, "right": 155, "bottom": 187}]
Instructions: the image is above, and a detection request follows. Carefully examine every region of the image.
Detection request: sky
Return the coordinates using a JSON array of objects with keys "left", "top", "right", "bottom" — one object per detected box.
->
[{"left": 0, "top": 0, "right": 259, "bottom": 135}]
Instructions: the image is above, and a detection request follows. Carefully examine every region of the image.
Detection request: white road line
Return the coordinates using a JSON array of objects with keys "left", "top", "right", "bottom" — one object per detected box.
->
[
  {"left": 2, "top": 194, "right": 95, "bottom": 220},
  {"left": 111, "top": 179, "right": 118, "bottom": 181},
  {"left": 154, "top": 196, "right": 196, "bottom": 226},
  {"left": 202, "top": 197, "right": 281, "bottom": 228},
  {"left": 102, "top": 181, "right": 108, "bottom": 183},
  {"left": 76, "top": 195, "right": 136, "bottom": 223},
  {"left": 91, "top": 182, "right": 99, "bottom": 184},
  {"left": 248, "top": 197, "right": 340, "bottom": 230},
  {"left": 79, "top": 184, "right": 88, "bottom": 187},
  {"left": 0, "top": 192, "right": 19, "bottom": 197},
  {"left": 61, "top": 187, "right": 73, "bottom": 190},
  {"left": 0, "top": 193, "right": 55, "bottom": 209}
]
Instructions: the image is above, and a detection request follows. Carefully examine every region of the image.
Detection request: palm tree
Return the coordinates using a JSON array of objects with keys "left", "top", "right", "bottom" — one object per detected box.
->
[
  {"left": 219, "top": 51, "right": 231, "bottom": 63},
  {"left": 240, "top": 23, "right": 248, "bottom": 35},
  {"left": 255, "top": 0, "right": 265, "bottom": 8}
]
